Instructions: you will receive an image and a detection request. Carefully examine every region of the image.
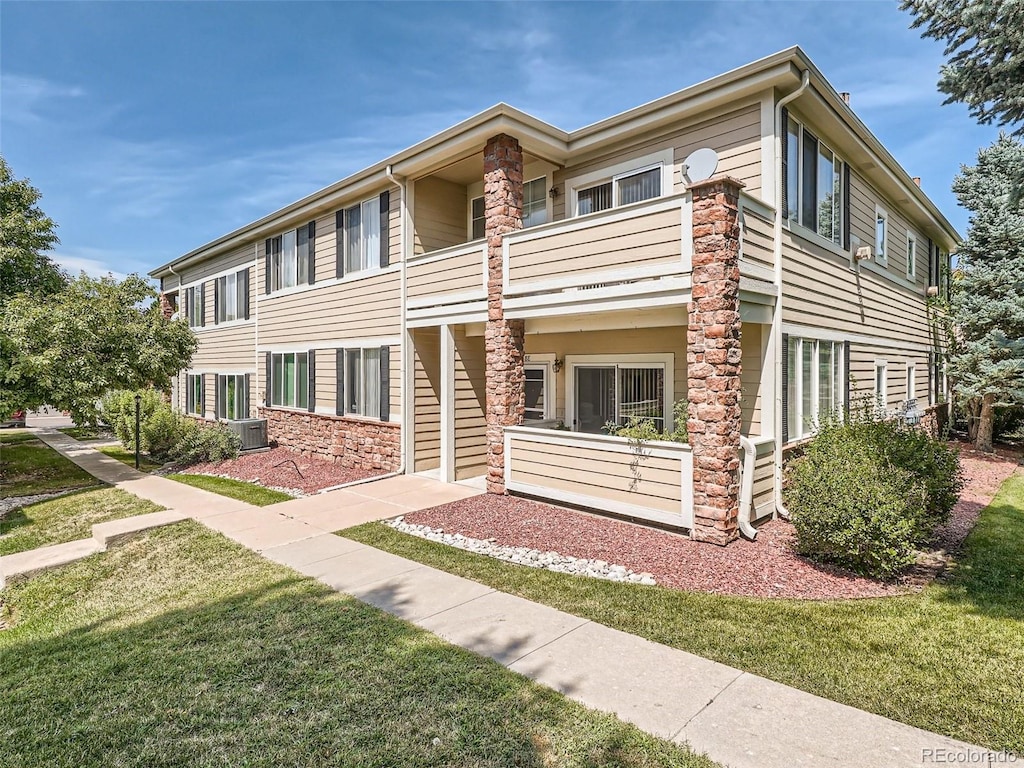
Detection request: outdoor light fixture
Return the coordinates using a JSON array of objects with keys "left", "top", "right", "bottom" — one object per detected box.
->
[
  {"left": 549, "top": 185, "right": 560, "bottom": 199},
  {"left": 552, "top": 358, "right": 564, "bottom": 373}
]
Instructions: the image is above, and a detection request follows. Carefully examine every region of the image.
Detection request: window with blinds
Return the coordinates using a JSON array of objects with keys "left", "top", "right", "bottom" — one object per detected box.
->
[
  {"left": 575, "top": 164, "right": 663, "bottom": 216},
  {"left": 573, "top": 362, "right": 668, "bottom": 434},
  {"left": 344, "top": 197, "right": 381, "bottom": 275},
  {"left": 345, "top": 348, "right": 381, "bottom": 419}
]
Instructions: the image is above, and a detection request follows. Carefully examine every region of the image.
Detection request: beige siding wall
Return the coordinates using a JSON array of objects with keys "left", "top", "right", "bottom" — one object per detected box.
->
[
  {"left": 407, "top": 246, "right": 485, "bottom": 303},
  {"left": 848, "top": 171, "right": 927, "bottom": 287},
  {"left": 412, "top": 328, "right": 441, "bottom": 472},
  {"left": 179, "top": 243, "right": 256, "bottom": 286},
  {"left": 741, "top": 202, "right": 775, "bottom": 273},
  {"left": 413, "top": 176, "right": 468, "bottom": 255},
  {"left": 524, "top": 327, "right": 686, "bottom": 426},
  {"left": 848, "top": 344, "right": 931, "bottom": 412},
  {"left": 453, "top": 327, "right": 487, "bottom": 480},
  {"left": 553, "top": 101, "right": 764, "bottom": 220},
  {"left": 751, "top": 445, "right": 774, "bottom": 519},
  {"left": 508, "top": 432, "right": 684, "bottom": 516},
  {"left": 740, "top": 323, "right": 764, "bottom": 436},
  {"left": 306, "top": 345, "right": 400, "bottom": 420},
  {"left": 191, "top": 324, "right": 257, "bottom": 370},
  {"left": 259, "top": 270, "right": 400, "bottom": 345}
]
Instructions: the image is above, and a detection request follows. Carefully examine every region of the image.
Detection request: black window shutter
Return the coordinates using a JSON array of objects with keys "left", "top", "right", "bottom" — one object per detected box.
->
[
  {"left": 213, "top": 277, "right": 221, "bottom": 325},
  {"left": 843, "top": 340, "right": 852, "bottom": 415},
  {"left": 780, "top": 107, "right": 789, "bottom": 220},
  {"left": 265, "top": 239, "right": 273, "bottom": 294},
  {"left": 214, "top": 375, "right": 222, "bottom": 420},
  {"left": 335, "top": 211, "right": 345, "bottom": 279},
  {"left": 199, "top": 283, "right": 206, "bottom": 327},
  {"left": 335, "top": 348, "right": 346, "bottom": 416},
  {"left": 244, "top": 373, "right": 251, "bottom": 416},
  {"left": 379, "top": 345, "right": 390, "bottom": 421},
  {"left": 264, "top": 352, "right": 272, "bottom": 407},
  {"left": 307, "top": 221, "right": 316, "bottom": 284},
  {"left": 200, "top": 374, "right": 206, "bottom": 416},
  {"left": 379, "top": 191, "right": 390, "bottom": 268},
  {"left": 842, "top": 163, "right": 851, "bottom": 251},
  {"left": 781, "top": 333, "right": 789, "bottom": 444},
  {"left": 927, "top": 238, "right": 934, "bottom": 286},
  {"left": 241, "top": 268, "right": 250, "bottom": 320},
  {"left": 801, "top": 131, "right": 818, "bottom": 231},
  {"left": 307, "top": 350, "right": 316, "bottom": 412}
]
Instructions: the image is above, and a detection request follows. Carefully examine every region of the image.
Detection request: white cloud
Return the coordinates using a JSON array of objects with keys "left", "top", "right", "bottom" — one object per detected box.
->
[
  {"left": 1, "top": 73, "right": 85, "bottom": 125},
  {"left": 51, "top": 247, "right": 130, "bottom": 281}
]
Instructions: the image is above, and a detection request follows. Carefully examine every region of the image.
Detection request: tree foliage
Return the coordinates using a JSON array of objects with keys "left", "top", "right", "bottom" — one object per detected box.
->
[
  {"left": 0, "top": 274, "right": 198, "bottom": 425},
  {"left": 903, "top": 0, "right": 1024, "bottom": 135},
  {"left": 948, "top": 134, "right": 1024, "bottom": 450},
  {"left": 0, "top": 156, "right": 66, "bottom": 303}
]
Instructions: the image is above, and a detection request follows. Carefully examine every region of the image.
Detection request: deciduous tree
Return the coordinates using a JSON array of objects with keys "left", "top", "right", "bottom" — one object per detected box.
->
[{"left": 0, "top": 156, "right": 65, "bottom": 303}]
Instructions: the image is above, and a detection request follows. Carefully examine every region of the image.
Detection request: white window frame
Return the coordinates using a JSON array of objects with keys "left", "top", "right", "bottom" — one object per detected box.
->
[
  {"left": 565, "top": 149, "right": 674, "bottom": 220},
  {"left": 216, "top": 374, "right": 248, "bottom": 420},
  {"left": 564, "top": 353, "right": 674, "bottom": 434},
  {"left": 185, "top": 285, "right": 203, "bottom": 328},
  {"left": 270, "top": 352, "right": 309, "bottom": 410},
  {"left": 269, "top": 229, "right": 311, "bottom": 293},
  {"left": 344, "top": 347, "right": 382, "bottom": 420},
  {"left": 905, "top": 363, "right": 916, "bottom": 405},
  {"left": 874, "top": 359, "right": 888, "bottom": 410},
  {"left": 875, "top": 205, "right": 889, "bottom": 265},
  {"left": 906, "top": 231, "right": 917, "bottom": 280},
  {"left": 786, "top": 337, "right": 844, "bottom": 442},
  {"left": 343, "top": 196, "right": 382, "bottom": 276},
  {"left": 216, "top": 271, "right": 245, "bottom": 323},
  {"left": 469, "top": 195, "right": 485, "bottom": 240},
  {"left": 522, "top": 176, "right": 549, "bottom": 229},
  {"left": 784, "top": 116, "right": 845, "bottom": 247},
  {"left": 523, "top": 361, "right": 554, "bottom": 422},
  {"left": 186, "top": 374, "right": 203, "bottom": 416}
]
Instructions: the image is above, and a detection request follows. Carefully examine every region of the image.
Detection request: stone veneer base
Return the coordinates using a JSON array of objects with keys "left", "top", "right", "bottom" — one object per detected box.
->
[{"left": 258, "top": 408, "right": 401, "bottom": 472}]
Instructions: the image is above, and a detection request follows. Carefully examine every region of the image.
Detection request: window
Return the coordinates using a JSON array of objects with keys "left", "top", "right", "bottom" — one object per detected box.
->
[
  {"left": 268, "top": 223, "right": 312, "bottom": 292},
  {"left": 216, "top": 374, "right": 248, "bottom": 420},
  {"left": 874, "top": 360, "right": 888, "bottom": 410},
  {"left": 905, "top": 364, "right": 916, "bottom": 405},
  {"left": 576, "top": 165, "right": 662, "bottom": 216},
  {"left": 215, "top": 270, "right": 248, "bottom": 323},
  {"left": 343, "top": 197, "right": 381, "bottom": 275},
  {"left": 875, "top": 207, "right": 888, "bottom": 263},
  {"left": 906, "top": 232, "right": 916, "bottom": 280},
  {"left": 271, "top": 352, "right": 309, "bottom": 409},
  {"left": 522, "top": 177, "right": 548, "bottom": 228},
  {"left": 344, "top": 348, "right": 381, "bottom": 419},
  {"left": 524, "top": 365, "right": 550, "bottom": 422},
  {"left": 568, "top": 356, "right": 672, "bottom": 434},
  {"left": 783, "top": 115, "right": 845, "bottom": 246},
  {"left": 185, "top": 285, "right": 203, "bottom": 328},
  {"left": 785, "top": 338, "right": 843, "bottom": 441},
  {"left": 186, "top": 374, "right": 204, "bottom": 416},
  {"left": 470, "top": 196, "right": 485, "bottom": 240}
]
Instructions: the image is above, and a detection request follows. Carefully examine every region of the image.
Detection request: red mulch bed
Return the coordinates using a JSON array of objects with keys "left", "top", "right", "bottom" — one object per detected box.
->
[
  {"left": 403, "top": 442, "right": 1021, "bottom": 600},
  {"left": 182, "top": 447, "right": 383, "bottom": 495}
]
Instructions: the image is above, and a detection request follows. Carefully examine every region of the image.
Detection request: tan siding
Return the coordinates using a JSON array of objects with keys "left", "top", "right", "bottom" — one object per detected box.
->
[
  {"left": 259, "top": 270, "right": 400, "bottom": 345},
  {"left": 781, "top": 231, "right": 931, "bottom": 347},
  {"left": 407, "top": 247, "right": 485, "bottom": 302},
  {"left": 453, "top": 327, "right": 487, "bottom": 480},
  {"left": 191, "top": 324, "right": 257, "bottom": 370},
  {"left": 740, "top": 323, "right": 763, "bottom": 436},
  {"left": 180, "top": 243, "right": 255, "bottom": 285},
  {"left": 314, "top": 348, "right": 337, "bottom": 411},
  {"left": 413, "top": 176, "right": 468, "bottom": 254},
  {"left": 312, "top": 211, "right": 337, "bottom": 284},
  {"left": 752, "top": 447, "right": 774, "bottom": 519},
  {"left": 848, "top": 344, "right": 931, "bottom": 411},
  {"left": 524, "top": 327, "right": 686, "bottom": 424},
  {"left": 412, "top": 328, "right": 441, "bottom": 472},
  {"left": 508, "top": 433, "right": 684, "bottom": 515},
  {"left": 389, "top": 187, "right": 402, "bottom": 263},
  {"left": 741, "top": 205, "right": 775, "bottom": 273}
]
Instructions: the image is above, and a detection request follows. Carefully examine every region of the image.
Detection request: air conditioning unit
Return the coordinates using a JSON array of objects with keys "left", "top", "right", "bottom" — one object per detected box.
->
[
  {"left": 226, "top": 418, "right": 268, "bottom": 451},
  {"left": 854, "top": 245, "right": 874, "bottom": 261}
]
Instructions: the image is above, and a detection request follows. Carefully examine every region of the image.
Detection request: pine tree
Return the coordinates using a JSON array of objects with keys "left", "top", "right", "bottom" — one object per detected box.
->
[{"left": 948, "top": 134, "right": 1024, "bottom": 451}]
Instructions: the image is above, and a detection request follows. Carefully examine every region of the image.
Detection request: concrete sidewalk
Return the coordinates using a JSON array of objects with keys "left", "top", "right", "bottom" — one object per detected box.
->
[{"left": 23, "top": 430, "right": 1000, "bottom": 768}]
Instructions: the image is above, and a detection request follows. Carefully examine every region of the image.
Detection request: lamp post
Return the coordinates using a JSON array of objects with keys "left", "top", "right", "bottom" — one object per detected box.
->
[{"left": 134, "top": 393, "right": 142, "bottom": 470}]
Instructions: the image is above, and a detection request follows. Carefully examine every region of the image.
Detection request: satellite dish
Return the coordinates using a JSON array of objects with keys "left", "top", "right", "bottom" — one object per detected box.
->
[{"left": 682, "top": 148, "right": 719, "bottom": 184}]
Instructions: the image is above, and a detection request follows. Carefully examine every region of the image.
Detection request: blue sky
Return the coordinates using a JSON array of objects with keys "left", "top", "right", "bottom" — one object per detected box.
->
[{"left": 1, "top": 1, "right": 1000, "bottom": 280}]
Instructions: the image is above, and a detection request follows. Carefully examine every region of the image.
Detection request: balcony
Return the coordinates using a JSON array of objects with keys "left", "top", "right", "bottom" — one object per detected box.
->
[{"left": 405, "top": 240, "right": 487, "bottom": 327}]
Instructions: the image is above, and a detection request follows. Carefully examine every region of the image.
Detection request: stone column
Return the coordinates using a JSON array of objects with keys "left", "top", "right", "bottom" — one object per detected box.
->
[
  {"left": 686, "top": 175, "right": 744, "bottom": 545},
  {"left": 159, "top": 292, "right": 176, "bottom": 319},
  {"left": 483, "top": 133, "right": 525, "bottom": 494}
]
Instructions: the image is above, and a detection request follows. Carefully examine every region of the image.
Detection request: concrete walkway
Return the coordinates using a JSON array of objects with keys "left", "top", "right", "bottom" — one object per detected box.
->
[{"left": 9, "top": 431, "right": 1000, "bottom": 768}]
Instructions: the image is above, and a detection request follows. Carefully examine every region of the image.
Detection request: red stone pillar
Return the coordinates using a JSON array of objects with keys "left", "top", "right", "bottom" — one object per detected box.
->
[
  {"left": 686, "top": 175, "right": 744, "bottom": 544},
  {"left": 159, "top": 292, "right": 176, "bottom": 320},
  {"left": 483, "top": 134, "right": 525, "bottom": 494}
]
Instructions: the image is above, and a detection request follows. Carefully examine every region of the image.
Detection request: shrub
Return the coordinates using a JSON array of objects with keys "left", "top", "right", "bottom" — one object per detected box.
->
[
  {"left": 606, "top": 399, "right": 690, "bottom": 444},
  {"left": 786, "top": 414, "right": 963, "bottom": 579},
  {"left": 100, "top": 389, "right": 164, "bottom": 451},
  {"left": 170, "top": 420, "right": 240, "bottom": 465},
  {"left": 142, "top": 406, "right": 184, "bottom": 462}
]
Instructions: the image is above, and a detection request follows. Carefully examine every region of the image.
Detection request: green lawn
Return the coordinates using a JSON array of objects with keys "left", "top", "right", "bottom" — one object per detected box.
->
[
  {"left": 97, "top": 444, "right": 162, "bottom": 472},
  {"left": 168, "top": 473, "right": 293, "bottom": 506},
  {"left": 0, "top": 522, "right": 716, "bottom": 768},
  {"left": 343, "top": 472, "right": 1024, "bottom": 755},
  {"left": 0, "top": 436, "right": 102, "bottom": 498},
  {"left": 57, "top": 427, "right": 110, "bottom": 441},
  {"left": 0, "top": 431, "right": 38, "bottom": 445},
  {"left": 0, "top": 487, "right": 164, "bottom": 556}
]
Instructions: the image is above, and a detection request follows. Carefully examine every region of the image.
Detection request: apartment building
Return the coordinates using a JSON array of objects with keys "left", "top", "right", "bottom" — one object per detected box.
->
[{"left": 150, "top": 46, "right": 958, "bottom": 544}]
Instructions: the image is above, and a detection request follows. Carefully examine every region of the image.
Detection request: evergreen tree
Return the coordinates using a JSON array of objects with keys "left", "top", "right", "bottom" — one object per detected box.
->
[
  {"left": 948, "top": 134, "right": 1024, "bottom": 451},
  {"left": 902, "top": 0, "right": 1024, "bottom": 135}
]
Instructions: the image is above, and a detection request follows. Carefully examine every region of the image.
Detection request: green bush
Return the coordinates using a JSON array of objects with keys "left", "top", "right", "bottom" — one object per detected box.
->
[
  {"left": 606, "top": 399, "right": 690, "bottom": 444},
  {"left": 786, "top": 414, "right": 963, "bottom": 579},
  {"left": 101, "top": 389, "right": 240, "bottom": 466}
]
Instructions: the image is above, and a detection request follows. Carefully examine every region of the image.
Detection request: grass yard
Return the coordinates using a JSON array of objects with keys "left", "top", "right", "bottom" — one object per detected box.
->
[
  {"left": 0, "top": 435, "right": 102, "bottom": 498},
  {"left": 97, "top": 444, "right": 163, "bottom": 472},
  {"left": 0, "top": 522, "right": 716, "bottom": 768},
  {"left": 344, "top": 472, "right": 1024, "bottom": 756},
  {"left": 169, "top": 474, "right": 293, "bottom": 506},
  {"left": 57, "top": 427, "right": 109, "bottom": 440},
  {"left": 0, "top": 487, "right": 164, "bottom": 556}
]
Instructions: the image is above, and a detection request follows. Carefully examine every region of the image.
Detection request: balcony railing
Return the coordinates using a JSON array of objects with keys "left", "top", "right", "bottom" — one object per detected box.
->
[{"left": 406, "top": 239, "right": 487, "bottom": 311}]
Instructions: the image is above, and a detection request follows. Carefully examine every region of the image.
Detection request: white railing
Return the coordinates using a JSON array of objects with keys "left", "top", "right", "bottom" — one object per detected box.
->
[{"left": 406, "top": 239, "right": 487, "bottom": 310}]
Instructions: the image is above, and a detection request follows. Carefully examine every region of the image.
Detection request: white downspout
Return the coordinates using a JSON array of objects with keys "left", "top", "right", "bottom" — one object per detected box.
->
[
  {"left": 738, "top": 436, "right": 758, "bottom": 540},
  {"left": 773, "top": 69, "right": 810, "bottom": 521},
  {"left": 166, "top": 263, "right": 185, "bottom": 412},
  {"left": 318, "top": 166, "right": 408, "bottom": 494}
]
